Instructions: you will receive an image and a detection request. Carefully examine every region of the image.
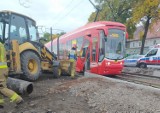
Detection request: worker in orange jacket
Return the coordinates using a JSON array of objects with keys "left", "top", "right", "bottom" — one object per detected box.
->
[{"left": 0, "top": 42, "right": 23, "bottom": 108}]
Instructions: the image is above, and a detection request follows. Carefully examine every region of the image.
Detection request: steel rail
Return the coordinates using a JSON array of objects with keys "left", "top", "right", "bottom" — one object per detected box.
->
[
  {"left": 121, "top": 72, "right": 160, "bottom": 79},
  {"left": 114, "top": 72, "right": 160, "bottom": 89}
]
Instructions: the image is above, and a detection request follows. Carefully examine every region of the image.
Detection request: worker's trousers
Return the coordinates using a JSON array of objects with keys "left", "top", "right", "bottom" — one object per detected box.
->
[
  {"left": 69, "top": 59, "right": 76, "bottom": 78},
  {"left": 0, "top": 68, "right": 23, "bottom": 105}
]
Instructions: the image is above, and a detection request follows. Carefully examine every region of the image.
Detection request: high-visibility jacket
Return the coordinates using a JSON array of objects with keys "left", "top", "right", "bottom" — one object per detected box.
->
[
  {"left": 0, "top": 43, "right": 23, "bottom": 105},
  {"left": 0, "top": 42, "right": 7, "bottom": 69},
  {"left": 0, "top": 42, "right": 8, "bottom": 83},
  {"left": 69, "top": 48, "right": 76, "bottom": 61}
]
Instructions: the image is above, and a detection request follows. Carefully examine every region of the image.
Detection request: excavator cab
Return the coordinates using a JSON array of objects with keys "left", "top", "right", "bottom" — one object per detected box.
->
[
  {"left": 0, "top": 11, "right": 38, "bottom": 45},
  {"left": 0, "top": 11, "right": 59, "bottom": 81}
]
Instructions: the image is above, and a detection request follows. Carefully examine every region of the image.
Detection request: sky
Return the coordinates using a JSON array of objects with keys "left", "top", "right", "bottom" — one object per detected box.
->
[{"left": 0, "top": 0, "right": 95, "bottom": 34}]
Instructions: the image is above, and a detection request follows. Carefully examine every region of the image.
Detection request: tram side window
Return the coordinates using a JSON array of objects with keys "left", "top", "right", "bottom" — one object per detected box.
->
[
  {"left": 99, "top": 30, "right": 105, "bottom": 61},
  {"left": 53, "top": 43, "right": 57, "bottom": 54},
  {"left": 62, "top": 43, "right": 65, "bottom": 58},
  {"left": 92, "top": 37, "right": 98, "bottom": 62},
  {"left": 77, "top": 37, "right": 84, "bottom": 51},
  {"left": 59, "top": 43, "right": 63, "bottom": 59},
  {"left": 66, "top": 40, "right": 71, "bottom": 55},
  {"left": 82, "top": 39, "right": 89, "bottom": 57}
]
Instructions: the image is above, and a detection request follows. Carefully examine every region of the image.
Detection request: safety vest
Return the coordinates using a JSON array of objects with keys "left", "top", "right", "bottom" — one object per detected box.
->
[
  {"left": 0, "top": 42, "right": 7, "bottom": 69},
  {"left": 69, "top": 49, "right": 76, "bottom": 60}
]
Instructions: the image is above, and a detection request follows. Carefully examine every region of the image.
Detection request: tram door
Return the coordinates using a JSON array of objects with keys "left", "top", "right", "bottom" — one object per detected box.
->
[
  {"left": 90, "top": 33, "right": 99, "bottom": 73},
  {"left": 83, "top": 37, "right": 91, "bottom": 71},
  {"left": 76, "top": 37, "right": 90, "bottom": 71}
]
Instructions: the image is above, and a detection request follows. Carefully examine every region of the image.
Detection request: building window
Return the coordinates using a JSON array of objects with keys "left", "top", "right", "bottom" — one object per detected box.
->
[
  {"left": 145, "top": 41, "right": 147, "bottom": 46},
  {"left": 139, "top": 42, "right": 141, "bottom": 47},
  {"left": 153, "top": 40, "right": 156, "bottom": 45},
  {"left": 133, "top": 42, "right": 134, "bottom": 47}
]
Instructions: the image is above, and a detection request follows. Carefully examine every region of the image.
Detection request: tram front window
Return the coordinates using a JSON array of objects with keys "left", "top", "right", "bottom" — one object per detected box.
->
[{"left": 105, "top": 29, "right": 125, "bottom": 60}]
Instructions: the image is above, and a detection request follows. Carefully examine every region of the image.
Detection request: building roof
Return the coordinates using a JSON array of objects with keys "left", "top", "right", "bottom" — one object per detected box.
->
[{"left": 132, "top": 21, "right": 160, "bottom": 41}]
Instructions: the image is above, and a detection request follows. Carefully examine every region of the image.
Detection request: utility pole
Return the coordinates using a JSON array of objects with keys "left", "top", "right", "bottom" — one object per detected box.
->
[
  {"left": 50, "top": 27, "right": 53, "bottom": 53},
  {"left": 49, "top": 28, "right": 64, "bottom": 60},
  {"left": 89, "top": 0, "right": 100, "bottom": 22}
]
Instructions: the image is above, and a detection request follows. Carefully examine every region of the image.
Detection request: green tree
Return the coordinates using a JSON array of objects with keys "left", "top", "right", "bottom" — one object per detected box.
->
[
  {"left": 89, "top": 0, "right": 138, "bottom": 23},
  {"left": 43, "top": 32, "right": 51, "bottom": 41},
  {"left": 130, "top": 0, "right": 160, "bottom": 54},
  {"left": 42, "top": 32, "right": 66, "bottom": 44},
  {"left": 88, "top": 0, "right": 138, "bottom": 38}
]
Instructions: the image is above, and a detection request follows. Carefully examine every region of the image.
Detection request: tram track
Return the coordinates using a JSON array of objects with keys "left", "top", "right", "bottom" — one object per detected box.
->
[{"left": 115, "top": 72, "right": 160, "bottom": 89}]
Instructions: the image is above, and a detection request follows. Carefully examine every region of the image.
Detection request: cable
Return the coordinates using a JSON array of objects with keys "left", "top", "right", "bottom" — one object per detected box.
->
[
  {"left": 53, "top": 0, "right": 75, "bottom": 20},
  {"left": 54, "top": 0, "right": 84, "bottom": 26}
]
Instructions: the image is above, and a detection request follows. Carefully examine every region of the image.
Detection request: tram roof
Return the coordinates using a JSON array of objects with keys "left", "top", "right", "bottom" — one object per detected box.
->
[{"left": 60, "top": 21, "right": 126, "bottom": 39}]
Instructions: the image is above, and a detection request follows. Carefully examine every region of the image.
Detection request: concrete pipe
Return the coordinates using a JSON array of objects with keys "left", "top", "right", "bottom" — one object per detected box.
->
[{"left": 7, "top": 77, "right": 33, "bottom": 95}]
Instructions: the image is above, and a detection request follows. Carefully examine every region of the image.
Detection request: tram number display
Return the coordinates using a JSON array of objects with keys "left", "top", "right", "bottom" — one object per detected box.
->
[{"left": 110, "top": 33, "right": 119, "bottom": 38}]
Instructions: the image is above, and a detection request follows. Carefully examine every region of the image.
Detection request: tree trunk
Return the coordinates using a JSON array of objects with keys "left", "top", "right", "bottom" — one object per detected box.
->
[{"left": 140, "top": 17, "right": 150, "bottom": 55}]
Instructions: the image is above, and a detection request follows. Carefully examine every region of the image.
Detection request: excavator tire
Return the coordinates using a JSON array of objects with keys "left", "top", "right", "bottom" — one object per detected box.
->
[
  {"left": 53, "top": 66, "right": 61, "bottom": 78},
  {"left": 21, "top": 51, "right": 41, "bottom": 81}
]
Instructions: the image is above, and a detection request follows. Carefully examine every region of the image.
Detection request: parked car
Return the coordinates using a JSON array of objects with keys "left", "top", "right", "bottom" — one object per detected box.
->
[{"left": 124, "top": 55, "right": 144, "bottom": 67}]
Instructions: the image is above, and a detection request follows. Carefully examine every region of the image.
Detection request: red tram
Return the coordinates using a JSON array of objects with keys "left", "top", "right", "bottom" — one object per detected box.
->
[{"left": 45, "top": 21, "right": 128, "bottom": 75}]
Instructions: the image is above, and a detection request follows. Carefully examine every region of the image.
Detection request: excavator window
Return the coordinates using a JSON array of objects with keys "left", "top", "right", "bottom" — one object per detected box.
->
[
  {"left": 0, "top": 22, "right": 3, "bottom": 43},
  {"left": 10, "top": 14, "right": 27, "bottom": 44},
  {"left": 0, "top": 12, "right": 38, "bottom": 44},
  {"left": 27, "top": 18, "right": 37, "bottom": 41},
  {"left": 0, "top": 20, "right": 9, "bottom": 44},
  {"left": 0, "top": 12, "right": 10, "bottom": 44}
]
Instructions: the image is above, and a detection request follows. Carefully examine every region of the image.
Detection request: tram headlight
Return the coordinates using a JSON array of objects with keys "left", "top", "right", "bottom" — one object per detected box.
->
[
  {"left": 107, "top": 62, "right": 111, "bottom": 65},
  {"left": 120, "top": 62, "right": 123, "bottom": 65}
]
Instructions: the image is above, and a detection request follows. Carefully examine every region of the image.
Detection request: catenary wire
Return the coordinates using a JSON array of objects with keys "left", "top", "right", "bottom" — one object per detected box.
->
[
  {"left": 54, "top": 0, "right": 84, "bottom": 26},
  {"left": 52, "top": 0, "right": 75, "bottom": 21}
]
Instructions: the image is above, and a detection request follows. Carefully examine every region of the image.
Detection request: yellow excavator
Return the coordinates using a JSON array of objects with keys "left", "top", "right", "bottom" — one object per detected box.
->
[{"left": 0, "top": 10, "right": 60, "bottom": 81}]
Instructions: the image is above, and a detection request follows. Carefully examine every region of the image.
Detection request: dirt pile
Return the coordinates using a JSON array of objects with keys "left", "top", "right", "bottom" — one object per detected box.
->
[
  {"left": 49, "top": 77, "right": 160, "bottom": 113},
  {"left": 1, "top": 74, "right": 160, "bottom": 113}
]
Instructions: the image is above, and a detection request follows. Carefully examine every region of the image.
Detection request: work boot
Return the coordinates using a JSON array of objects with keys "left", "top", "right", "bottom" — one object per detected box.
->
[
  {"left": 0, "top": 105, "right": 4, "bottom": 109},
  {"left": 16, "top": 99, "right": 24, "bottom": 105},
  {"left": 71, "top": 74, "right": 75, "bottom": 79},
  {"left": 15, "top": 99, "right": 24, "bottom": 108}
]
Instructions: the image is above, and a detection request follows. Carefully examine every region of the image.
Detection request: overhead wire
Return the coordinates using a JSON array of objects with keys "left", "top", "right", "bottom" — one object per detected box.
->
[
  {"left": 54, "top": 0, "right": 84, "bottom": 26},
  {"left": 52, "top": 0, "right": 75, "bottom": 20}
]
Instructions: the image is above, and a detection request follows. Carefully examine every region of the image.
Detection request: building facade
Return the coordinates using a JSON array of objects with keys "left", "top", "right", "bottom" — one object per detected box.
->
[{"left": 126, "top": 22, "right": 160, "bottom": 55}]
